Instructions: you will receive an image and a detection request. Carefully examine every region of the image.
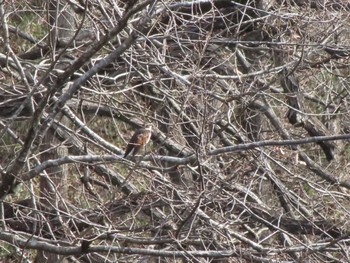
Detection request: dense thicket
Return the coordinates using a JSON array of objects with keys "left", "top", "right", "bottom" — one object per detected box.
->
[{"left": 0, "top": 0, "right": 350, "bottom": 262}]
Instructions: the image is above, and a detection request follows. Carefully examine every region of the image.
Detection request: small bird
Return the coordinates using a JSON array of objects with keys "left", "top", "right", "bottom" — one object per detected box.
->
[{"left": 123, "top": 124, "right": 152, "bottom": 158}]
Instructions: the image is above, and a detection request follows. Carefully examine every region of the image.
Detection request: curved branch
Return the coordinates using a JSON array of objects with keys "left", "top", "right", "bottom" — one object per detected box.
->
[{"left": 208, "top": 134, "right": 350, "bottom": 155}]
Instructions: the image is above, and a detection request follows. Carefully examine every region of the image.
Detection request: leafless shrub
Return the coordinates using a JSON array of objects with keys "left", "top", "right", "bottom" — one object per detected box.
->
[{"left": 0, "top": 0, "right": 350, "bottom": 262}]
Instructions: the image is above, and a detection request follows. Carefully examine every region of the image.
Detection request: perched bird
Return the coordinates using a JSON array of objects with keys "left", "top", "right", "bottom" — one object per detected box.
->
[{"left": 123, "top": 124, "right": 152, "bottom": 158}]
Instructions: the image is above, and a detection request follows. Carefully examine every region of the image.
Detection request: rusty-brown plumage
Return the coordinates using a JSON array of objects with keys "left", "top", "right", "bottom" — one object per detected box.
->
[{"left": 123, "top": 124, "right": 152, "bottom": 158}]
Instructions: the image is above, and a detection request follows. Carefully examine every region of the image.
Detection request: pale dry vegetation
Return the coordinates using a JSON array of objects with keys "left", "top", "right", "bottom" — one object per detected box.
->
[{"left": 0, "top": 0, "right": 350, "bottom": 262}]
